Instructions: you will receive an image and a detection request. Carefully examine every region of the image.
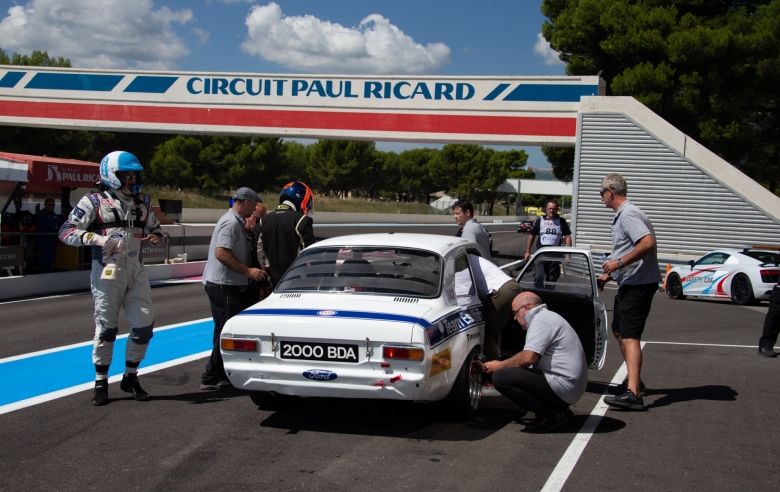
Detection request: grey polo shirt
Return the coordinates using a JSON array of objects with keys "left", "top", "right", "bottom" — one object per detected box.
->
[
  {"left": 611, "top": 200, "right": 661, "bottom": 287},
  {"left": 202, "top": 209, "right": 251, "bottom": 286},
  {"left": 523, "top": 304, "right": 588, "bottom": 405},
  {"left": 461, "top": 218, "right": 491, "bottom": 259}
]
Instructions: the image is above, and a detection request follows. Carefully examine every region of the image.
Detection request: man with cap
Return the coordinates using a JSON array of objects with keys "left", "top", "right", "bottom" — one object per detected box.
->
[{"left": 200, "top": 187, "right": 268, "bottom": 390}]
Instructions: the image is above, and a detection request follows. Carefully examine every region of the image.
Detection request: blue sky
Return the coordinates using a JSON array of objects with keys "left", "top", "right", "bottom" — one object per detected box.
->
[{"left": 0, "top": 0, "right": 567, "bottom": 172}]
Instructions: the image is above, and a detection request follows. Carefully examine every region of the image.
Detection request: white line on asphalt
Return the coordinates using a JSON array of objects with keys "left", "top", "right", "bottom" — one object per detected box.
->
[
  {"left": 0, "top": 350, "right": 211, "bottom": 415},
  {"left": 0, "top": 318, "right": 212, "bottom": 364},
  {"left": 540, "top": 341, "right": 646, "bottom": 492},
  {"left": 643, "top": 341, "right": 770, "bottom": 348},
  {"left": 0, "top": 291, "right": 91, "bottom": 305}
]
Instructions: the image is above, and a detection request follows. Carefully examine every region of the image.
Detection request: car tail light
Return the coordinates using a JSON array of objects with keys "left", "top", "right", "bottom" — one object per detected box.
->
[
  {"left": 222, "top": 338, "right": 258, "bottom": 352},
  {"left": 760, "top": 270, "right": 779, "bottom": 283},
  {"left": 383, "top": 346, "right": 424, "bottom": 360}
]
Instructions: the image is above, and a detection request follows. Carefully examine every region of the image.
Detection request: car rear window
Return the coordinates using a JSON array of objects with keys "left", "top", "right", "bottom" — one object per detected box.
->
[
  {"left": 275, "top": 247, "right": 441, "bottom": 297},
  {"left": 744, "top": 251, "right": 780, "bottom": 265}
]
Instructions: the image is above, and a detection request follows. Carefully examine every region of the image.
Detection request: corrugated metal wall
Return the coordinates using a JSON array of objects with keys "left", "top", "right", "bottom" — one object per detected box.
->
[{"left": 573, "top": 113, "right": 780, "bottom": 257}]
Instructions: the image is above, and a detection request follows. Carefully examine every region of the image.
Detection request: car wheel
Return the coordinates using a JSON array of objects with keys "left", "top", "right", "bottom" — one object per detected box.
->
[
  {"left": 731, "top": 274, "right": 758, "bottom": 306},
  {"left": 665, "top": 273, "right": 686, "bottom": 300},
  {"left": 442, "top": 347, "right": 481, "bottom": 421}
]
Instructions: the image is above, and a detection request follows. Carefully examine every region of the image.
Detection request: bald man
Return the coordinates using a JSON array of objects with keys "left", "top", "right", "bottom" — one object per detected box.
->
[{"left": 476, "top": 292, "right": 588, "bottom": 433}]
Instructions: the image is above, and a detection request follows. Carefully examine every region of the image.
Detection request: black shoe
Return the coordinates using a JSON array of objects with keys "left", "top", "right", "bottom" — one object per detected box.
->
[
  {"left": 92, "top": 380, "right": 109, "bottom": 406},
  {"left": 604, "top": 389, "right": 645, "bottom": 410},
  {"left": 120, "top": 373, "right": 149, "bottom": 401},
  {"left": 758, "top": 346, "right": 777, "bottom": 358},
  {"left": 608, "top": 377, "right": 647, "bottom": 397},
  {"left": 200, "top": 380, "right": 233, "bottom": 391},
  {"left": 524, "top": 410, "right": 569, "bottom": 433}
]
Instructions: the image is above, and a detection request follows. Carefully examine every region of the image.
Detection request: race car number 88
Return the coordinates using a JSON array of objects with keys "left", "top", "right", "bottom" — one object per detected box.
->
[{"left": 280, "top": 342, "right": 359, "bottom": 363}]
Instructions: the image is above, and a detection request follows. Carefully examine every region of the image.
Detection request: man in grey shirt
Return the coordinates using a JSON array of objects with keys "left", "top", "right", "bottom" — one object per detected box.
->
[
  {"left": 597, "top": 173, "right": 661, "bottom": 410},
  {"left": 453, "top": 199, "right": 491, "bottom": 260},
  {"left": 201, "top": 187, "right": 267, "bottom": 390},
  {"left": 479, "top": 292, "right": 587, "bottom": 433}
]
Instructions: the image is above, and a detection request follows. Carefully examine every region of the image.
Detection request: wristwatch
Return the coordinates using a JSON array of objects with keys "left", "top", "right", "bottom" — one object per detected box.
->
[{"left": 617, "top": 258, "right": 624, "bottom": 268}]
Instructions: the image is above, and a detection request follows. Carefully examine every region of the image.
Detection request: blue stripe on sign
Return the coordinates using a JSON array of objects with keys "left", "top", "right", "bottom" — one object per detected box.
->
[
  {"left": 0, "top": 71, "right": 25, "bottom": 88},
  {"left": 124, "top": 76, "right": 178, "bottom": 94},
  {"left": 240, "top": 308, "right": 427, "bottom": 326},
  {"left": 483, "top": 83, "right": 511, "bottom": 101},
  {"left": 25, "top": 73, "right": 124, "bottom": 91},
  {"left": 0, "top": 320, "right": 213, "bottom": 406},
  {"left": 503, "top": 84, "right": 600, "bottom": 102}
]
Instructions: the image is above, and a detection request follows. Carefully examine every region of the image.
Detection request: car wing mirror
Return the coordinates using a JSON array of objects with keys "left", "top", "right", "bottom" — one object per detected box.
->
[{"left": 688, "top": 260, "right": 695, "bottom": 266}]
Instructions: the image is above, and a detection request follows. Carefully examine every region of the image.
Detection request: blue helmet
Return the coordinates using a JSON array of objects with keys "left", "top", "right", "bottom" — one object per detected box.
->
[
  {"left": 100, "top": 151, "right": 144, "bottom": 192},
  {"left": 280, "top": 181, "right": 313, "bottom": 215}
]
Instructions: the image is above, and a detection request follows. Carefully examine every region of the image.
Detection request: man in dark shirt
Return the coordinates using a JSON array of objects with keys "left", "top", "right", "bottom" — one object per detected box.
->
[
  {"left": 35, "top": 198, "right": 60, "bottom": 273},
  {"left": 524, "top": 200, "right": 572, "bottom": 287},
  {"left": 256, "top": 181, "right": 316, "bottom": 286}
]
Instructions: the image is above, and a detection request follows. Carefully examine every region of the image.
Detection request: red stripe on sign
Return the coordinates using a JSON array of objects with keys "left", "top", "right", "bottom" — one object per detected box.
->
[{"left": 0, "top": 99, "right": 576, "bottom": 137}]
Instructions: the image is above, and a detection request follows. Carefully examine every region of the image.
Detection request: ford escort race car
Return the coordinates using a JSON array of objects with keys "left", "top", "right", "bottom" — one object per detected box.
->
[
  {"left": 665, "top": 246, "right": 780, "bottom": 305},
  {"left": 220, "top": 234, "right": 607, "bottom": 418}
]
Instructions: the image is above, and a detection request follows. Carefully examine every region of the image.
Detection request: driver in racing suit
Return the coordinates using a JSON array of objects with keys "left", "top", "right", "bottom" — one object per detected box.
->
[{"left": 59, "top": 151, "right": 162, "bottom": 406}]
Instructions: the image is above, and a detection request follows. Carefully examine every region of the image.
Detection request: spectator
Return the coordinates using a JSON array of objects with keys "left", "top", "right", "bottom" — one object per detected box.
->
[
  {"left": 478, "top": 292, "right": 587, "bottom": 433},
  {"left": 524, "top": 200, "right": 572, "bottom": 287},
  {"left": 256, "top": 181, "right": 316, "bottom": 286},
  {"left": 758, "top": 280, "right": 780, "bottom": 357},
  {"left": 34, "top": 198, "right": 60, "bottom": 273},
  {"left": 597, "top": 173, "right": 660, "bottom": 411},
  {"left": 453, "top": 199, "right": 491, "bottom": 260},
  {"left": 242, "top": 201, "right": 272, "bottom": 308},
  {"left": 201, "top": 187, "right": 267, "bottom": 391}
]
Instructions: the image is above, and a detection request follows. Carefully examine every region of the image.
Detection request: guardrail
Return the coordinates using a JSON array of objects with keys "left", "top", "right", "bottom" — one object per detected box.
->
[{"left": 0, "top": 231, "right": 172, "bottom": 276}]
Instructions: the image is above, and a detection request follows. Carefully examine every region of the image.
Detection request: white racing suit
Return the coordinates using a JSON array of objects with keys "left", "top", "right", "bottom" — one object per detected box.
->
[{"left": 59, "top": 189, "right": 162, "bottom": 374}]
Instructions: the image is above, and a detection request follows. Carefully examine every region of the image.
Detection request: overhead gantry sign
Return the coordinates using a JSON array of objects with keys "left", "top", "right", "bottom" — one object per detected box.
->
[{"left": 0, "top": 66, "right": 603, "bottom": 146}]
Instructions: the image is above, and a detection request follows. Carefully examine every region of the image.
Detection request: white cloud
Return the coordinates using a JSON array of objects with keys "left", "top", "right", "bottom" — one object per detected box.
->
[
  {"left": 241, "top": 2, "right": 450, "bottom": 74},
  {"left": 192, "top": 27, "right": 211, "bottom": 46},
  {"left": 533, "top": 32, "right": 564, "bottom": 66},
  {"left": 0, "top": 0, "right": 193, "bottom": 69}
]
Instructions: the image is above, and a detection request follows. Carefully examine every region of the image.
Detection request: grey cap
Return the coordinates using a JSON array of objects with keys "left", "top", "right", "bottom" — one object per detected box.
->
[{"left": 232, "top": 187, "right": 262, "bottom": 202}]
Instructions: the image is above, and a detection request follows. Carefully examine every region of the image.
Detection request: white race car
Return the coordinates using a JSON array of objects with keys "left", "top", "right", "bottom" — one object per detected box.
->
[
  {"left": 221, "top": 234, "right": 607, "bottom": 418},
  {"left": 665, "top": 246, "right": 780, "bottom": 305}
]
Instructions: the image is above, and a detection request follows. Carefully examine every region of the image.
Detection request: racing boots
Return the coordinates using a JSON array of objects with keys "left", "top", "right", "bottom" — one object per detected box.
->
[
  {"left": 92, "top": 379, "right": 109, "bottom": 406},
  {"left": 120, "top": 373, "right": 150, "bottom": 401}
]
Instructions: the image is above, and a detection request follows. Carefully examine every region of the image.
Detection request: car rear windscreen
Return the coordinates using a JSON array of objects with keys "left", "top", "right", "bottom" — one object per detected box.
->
[
  {"left": 744, "top": 251, "right": 780, "bottom": 265},
  {"left": 275, "top": 247, "right": 441, "bottom": 297}
]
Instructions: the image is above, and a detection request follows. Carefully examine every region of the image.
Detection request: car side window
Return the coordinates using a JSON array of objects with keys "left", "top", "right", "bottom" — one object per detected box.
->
[
  {"left": 695, "top": 253, "right": 729, "bottom": 266},
  {"left": 453, "top": 254, "right": 476, "bottom": 305}
]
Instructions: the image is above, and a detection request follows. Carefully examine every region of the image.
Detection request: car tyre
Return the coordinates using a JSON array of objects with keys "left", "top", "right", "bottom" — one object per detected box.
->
[
  {"left": 665, "top": 273, "right": 686, "bottom": 300},
  {"left": 731, "top": 274, "right": 758, "bottom": 306},
  {"left": 442, "top": 347, "right": 482, "bottom": 421}
]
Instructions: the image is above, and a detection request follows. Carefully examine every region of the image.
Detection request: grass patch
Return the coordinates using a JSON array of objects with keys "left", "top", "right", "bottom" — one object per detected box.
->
[{"left": 144, "top": 186, "right": 431, "bottom": 214}]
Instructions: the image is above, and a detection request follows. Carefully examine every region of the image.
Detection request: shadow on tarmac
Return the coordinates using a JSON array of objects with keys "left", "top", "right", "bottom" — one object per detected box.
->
[
  {"left": 144, "top": 388, "right": 250, "bottom": 405},
  {"left": 644, "top": 385, "right": 738, "bottom": 409}
]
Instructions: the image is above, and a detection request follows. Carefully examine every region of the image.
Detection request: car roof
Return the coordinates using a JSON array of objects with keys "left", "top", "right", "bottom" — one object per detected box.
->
[{"left": 307, "top": 233, "right": 477, "bottom": 256}]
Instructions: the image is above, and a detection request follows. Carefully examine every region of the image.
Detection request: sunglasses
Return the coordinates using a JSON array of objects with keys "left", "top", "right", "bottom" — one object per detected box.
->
[{"left": 599, "top": 188, "right": 613, "bottom": 197}]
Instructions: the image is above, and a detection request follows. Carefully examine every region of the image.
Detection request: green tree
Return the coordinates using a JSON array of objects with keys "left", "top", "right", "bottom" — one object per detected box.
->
[
  {"left": 306, "top": 140, "right": 378, "bottom": 196},
  {"left": 397, "top": 148, "right": 440, "bottom": 202},
  {"left": 540, "top": 0, "right": 780, "bottom": 193}
]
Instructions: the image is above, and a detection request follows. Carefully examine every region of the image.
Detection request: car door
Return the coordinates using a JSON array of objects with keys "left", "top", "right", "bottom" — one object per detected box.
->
[
  {"left": 686, "top": 252, "right": 730, "bottom": 296},
  {"left": 515, "top": 247, "right": 608, "bottom": 370}
]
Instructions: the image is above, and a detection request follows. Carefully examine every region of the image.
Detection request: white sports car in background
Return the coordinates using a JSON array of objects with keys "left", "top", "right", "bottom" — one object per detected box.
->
[
  {"left": 665, "top": 246, "right": 780, "bottom": 305},
  {"left": 220, "top": 234, "right": 606, "bottom": 419}
]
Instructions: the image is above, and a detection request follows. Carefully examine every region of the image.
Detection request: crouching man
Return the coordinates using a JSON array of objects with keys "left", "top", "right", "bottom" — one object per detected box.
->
[{"left": 478, "top": 292, "right": 587, "bottom": 433}]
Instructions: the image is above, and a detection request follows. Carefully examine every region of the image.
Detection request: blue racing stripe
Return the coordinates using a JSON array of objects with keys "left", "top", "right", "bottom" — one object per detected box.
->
[
  {"left": 0, "top": 320, "right": 213, "bottom": 406},
  {"left": 0, "top": 71, "right": 25, "bottom": 88},
  {"left": 124, "top": 76, "right": 178, "bottom": 94},
  {"left": 483, "top": 83, "right": 510, "bottom": 101},
  {"left": 25, "top": 73, "right": 123, "bottom": 91},
  {"left": 240, "top": 308, "right": 427, "bottom": 325},
  {"left": 503, "top": 84, "right": 599, "bottom": 102}
]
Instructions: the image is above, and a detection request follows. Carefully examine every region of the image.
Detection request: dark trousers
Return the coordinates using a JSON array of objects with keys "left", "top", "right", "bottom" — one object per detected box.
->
[
  {"left": 760, "top": 285, "right": 780, "bottom": 348},
  {"left": 203, "top": 283, "right": 244, "bottom": 385},
  {"left": 493, "top": 367, "right": 569, "bottom": 417},
  {"left": 482, "top": 281, "right": 524, "bottom": 361}
]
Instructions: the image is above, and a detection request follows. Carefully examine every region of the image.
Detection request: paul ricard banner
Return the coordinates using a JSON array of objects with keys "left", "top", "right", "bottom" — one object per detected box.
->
[{"left": 0, "top": 66, "right": 604, "bottom": 145}]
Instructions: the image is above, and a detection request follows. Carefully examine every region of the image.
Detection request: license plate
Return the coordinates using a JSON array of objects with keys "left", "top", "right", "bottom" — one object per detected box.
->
[{"left": 280, "top": 341, "right": 359, "bottom": 363}]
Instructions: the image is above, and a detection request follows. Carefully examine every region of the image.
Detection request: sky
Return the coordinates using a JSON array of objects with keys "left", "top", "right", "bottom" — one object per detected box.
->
[{"left": 0, "top": 0, "right": 567, "bottom": 173}]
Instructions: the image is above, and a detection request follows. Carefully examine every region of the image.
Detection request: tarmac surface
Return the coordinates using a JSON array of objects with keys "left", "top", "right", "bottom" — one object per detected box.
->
[{"left": 0, "top": 224, "right": 776, "bottom": 491}]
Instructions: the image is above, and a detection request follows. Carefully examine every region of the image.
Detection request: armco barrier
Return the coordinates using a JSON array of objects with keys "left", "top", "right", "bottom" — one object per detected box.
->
[{"left": 0, "top": 261, "right": 206, "bottom": 301}]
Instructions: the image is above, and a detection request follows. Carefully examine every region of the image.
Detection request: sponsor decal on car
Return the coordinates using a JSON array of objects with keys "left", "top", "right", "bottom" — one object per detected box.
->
[
  {"left": 302, "top": 369, "right": 337, "bottom": 381},
  {"left": 317, "top": 310, "right": 337, "bottom": 316},
  {"left": 426, "top": 306, "right": 484, "bottom": 349}
]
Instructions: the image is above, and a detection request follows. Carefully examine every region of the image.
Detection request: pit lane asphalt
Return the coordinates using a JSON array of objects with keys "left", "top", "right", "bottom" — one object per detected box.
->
[{"left": 0, "top": 224, "right": 776, "bottom": 491}]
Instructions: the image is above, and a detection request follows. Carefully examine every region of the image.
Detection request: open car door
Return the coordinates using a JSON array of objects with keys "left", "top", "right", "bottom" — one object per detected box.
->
[{"left": 514, "top": 247, "right": 608, "bottom": 370}]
